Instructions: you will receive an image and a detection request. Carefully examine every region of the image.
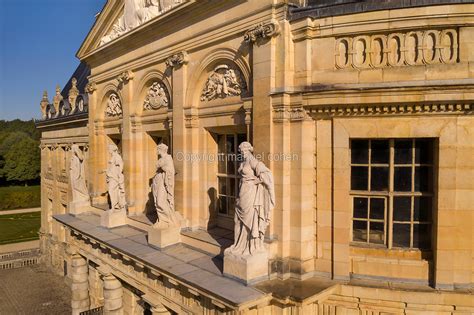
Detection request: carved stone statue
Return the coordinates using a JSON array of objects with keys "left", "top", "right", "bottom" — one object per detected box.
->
[
  {"left": 70, "top": 145, "right": 89, "bottom": 203},
  {"left": 144, "top": 82, "right": 169, "bottom": 110},
  {"left": 225, "top": 142, "right": 275, "bottom": 256},
  {"left": 68, "top": 78, "right": 79, "bottom": 114},
  {"left": 53, "top": 85, "right": 63, "bottom": 117},
  {"left": 152, "top": 143, "right": 181, "bottom": 228},
  {"left": 40, "top": 91, "right": 49, "bottom": 119},
  {"left": 106, "top": 144, "right": 126, "bottom": 211},
  {"left": 100, "top": 0, "right": 183, "bottom": 46},
  {"left": 200, "top": 65, "right": 246, "bottom": 101},
  {"left": 105, "top": 93, "right": 122, "bottom": 117}
]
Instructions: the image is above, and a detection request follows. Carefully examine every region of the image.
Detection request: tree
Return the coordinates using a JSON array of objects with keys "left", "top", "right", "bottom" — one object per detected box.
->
[{"left": 2, "top": 135, "right": 40, "bottom": 185}]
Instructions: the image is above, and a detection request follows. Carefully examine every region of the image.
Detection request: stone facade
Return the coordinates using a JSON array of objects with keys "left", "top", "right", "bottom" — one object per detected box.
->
[{"left": 36, "top": 0, "right": 474, "bottom": 314}]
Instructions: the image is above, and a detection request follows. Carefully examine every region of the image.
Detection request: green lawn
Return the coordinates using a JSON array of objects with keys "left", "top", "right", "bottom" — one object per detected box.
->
[
  {"left": 0, "top": 212, "right": 41, "bottom": 245},
  {"left": 0, "top": 185, "right": 41, "bottom": 210}
]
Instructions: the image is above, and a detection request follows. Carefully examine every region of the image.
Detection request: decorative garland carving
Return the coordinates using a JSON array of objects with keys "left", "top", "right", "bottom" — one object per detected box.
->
[
  {"left": 105, "top": 93, "right": 122, "bottom": 117},
  {"left": 335, "top": 29, "right": 458, "bottom": 69},
  {"left": 143, "top": 82, "right": 169, "bottom": 110},
  {"left": 200, "top": 65, "right": 246, "bottom": 102},
  {"left": 244, "top": 21, "right": 280, "bottom": 43},
  {"left": 165, "top": 51, "right": 189, "bottom": 69}
]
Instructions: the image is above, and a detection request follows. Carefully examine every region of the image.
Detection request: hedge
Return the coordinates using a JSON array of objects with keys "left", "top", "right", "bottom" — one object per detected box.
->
[{"left": 0, "top": 185, "right": 41, "bottom": 210}]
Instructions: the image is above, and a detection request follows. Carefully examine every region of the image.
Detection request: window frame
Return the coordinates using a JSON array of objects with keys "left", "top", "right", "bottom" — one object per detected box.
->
[{"left": 350, "top": 138, "right": 434, "bottom": 250}]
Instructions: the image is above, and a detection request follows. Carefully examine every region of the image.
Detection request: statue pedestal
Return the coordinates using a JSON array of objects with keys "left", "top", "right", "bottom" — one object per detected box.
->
[
  {"left": 223, "top": 250, "right": 269, "bottom": 285},
  {"left": 148, "top": 226, "right": 181, "bottom": 249},
  {"left": 69, "top": 200, "right": 90, "bottom": 216},
  {"left": 100, "top": 209, "right": 126, "bottom": 228}
]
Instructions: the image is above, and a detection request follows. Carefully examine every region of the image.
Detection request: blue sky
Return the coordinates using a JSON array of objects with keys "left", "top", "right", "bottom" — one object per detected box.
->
[{"left": 0, "top": 0, "right": 105, "bottom": 121}]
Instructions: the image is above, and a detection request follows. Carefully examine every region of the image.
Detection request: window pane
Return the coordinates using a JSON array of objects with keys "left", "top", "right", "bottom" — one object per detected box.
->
[
  {"left": 237, "top": 133, "right": 247, "bottom": 146},
  {"left": 415, "top": 166, "right": 432, "bottom": 192},
  {"left": 353, "top": 198, "right": 368, "bottom": 219},
  {"left": 227, "top": 155, "right": 236, "bottom": 175},
  {"left": 413, "top": 224, "right": 431, "bottom": 249},
  {"left": 415, "top": 139, "right": 433, "bottom": 164},
  {"left": 228, "top": 198, "right": 236, "bottom": 217},
  {"left": 353, "top": 220, "right": 367, "bottom": 242},
  {"left": 228, "top": 178, "right": 236, "bottom": 198},
  {"left": 226, "top": 135, "right": 235, "bottom": 154},
  {"left": 218, "top": 196, "right": 227, "bottom": 214},
  {"left": 394, "top": 167, "right": 412, "bottom": 191},
  {"left": 371, "top": 140, "right": 389, "bottom": 164},
  {"left": 370, "top": 198, "right": 385, "bottom": 219},
  {"left": 351, "top": 166, "right": 368, "bottom": 190},
  {"left": 218, "top": 177, "right": 227, "bottom": 195},
  {"left": 351, "top": 140, "right": 369, "bottom": 164},
  {"left": 371, "top": 167, "right": 389, "bottom": 191},
  {"left": 414, "top": 197, "right": 432, "bottom": 222},
  {"left": 369, "top": 222, "right": 384, "bottom": 244},
  {"left": 393, "top": 197, "right": 411, "bottom": 221},
  {"left": 218, "top": 135, "right": 225, "bottom": 154},
  {"left": 218, "top": 153, "right": 226, "bottom": 173},
  {"left": 394, "top": 140, "right": 412, "bottom": 164},
  {"left": 393, "top": 223, "right": 411, "bottom": 247}
]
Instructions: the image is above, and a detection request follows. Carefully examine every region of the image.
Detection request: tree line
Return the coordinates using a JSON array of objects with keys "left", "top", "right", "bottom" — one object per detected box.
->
[{"left": 0, "top": 120, "right": 41, "bottom": 186}]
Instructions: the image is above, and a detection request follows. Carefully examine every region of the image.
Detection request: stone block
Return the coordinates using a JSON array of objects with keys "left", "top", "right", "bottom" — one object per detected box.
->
[
  {"left": 148, "top": 226, "right": 181, "bottom": 249},
  {"left": 223, "top": 250, "right": 269, "bottom": 285},
  {"left": 69, "top": 200, "right": 91, "bottom": 216},
  {"left": 100, "top": 210, "right": 127, "bottom": 228}
]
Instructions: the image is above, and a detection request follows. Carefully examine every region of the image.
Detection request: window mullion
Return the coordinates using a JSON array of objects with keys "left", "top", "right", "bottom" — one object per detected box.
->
[{"left": 388, "top": 139, "right": 394, "bottom": 249}]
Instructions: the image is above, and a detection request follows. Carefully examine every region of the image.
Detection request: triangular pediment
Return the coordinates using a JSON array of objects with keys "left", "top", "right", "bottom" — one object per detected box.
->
[{"left": 77, "top": 0, "right": 189, "bottom": 60}]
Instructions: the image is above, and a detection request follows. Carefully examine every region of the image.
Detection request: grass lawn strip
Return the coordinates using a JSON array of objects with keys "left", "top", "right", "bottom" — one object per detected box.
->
[{"left": 0, "top": 212, "right": 41, "bottom": 245}]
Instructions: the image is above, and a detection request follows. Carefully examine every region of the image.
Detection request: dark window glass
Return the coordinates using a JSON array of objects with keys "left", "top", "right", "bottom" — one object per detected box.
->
[
  {"left": 394, "top": 167, "right": 412, "bottom": 191},
  {"left": 413, "top": 224, "right": 431, "bottom": 249},
  {"left": 393, "top": 197, "right": 411, "bottom": 221},
  {"left": 369, "top": 222, "right": 384, "bottom": 244},
  {"left": 226, "top": 135, "right": 235, "bottom": 153},
  {"left": 351, "top": 166, "right": 368, "bottom": 190},
  {"left": 228, "top": 198, "right": 236, "bottom": 217},
  {"left": 218, "top": 177, "right": 227, "bottom": 195},
  {"left": 354, "top": 198, "right": 368, "bottom": 218},
  {"left": 394, "top": 140, "right": 412, "bottom": 164},
  {"left": 371, "top": 140, "right": 389, "bottom": 164},
  {"left": 415, "top": 166, "right": 431, "bottom": 192},
  {"left": 229, "top": 178, "right": 236, "bottom": 197},
  {"left": 351, "top": 140, "right": 369, "bottom": 164},
  {"left": 371, "top": 167, "right": 389, "bottom": 191},
  {"left": 370, "top": 198, "right": 385, "bottom": 219},
  {"left": 353, "top": 221, "right": 367, "bottom": 242},
  {"left": 414, "top": 197, "right": 432, "bottom": 222},
  {"left": 393, "top": 223, "right": 411, "bottom": 247},
  {"left": 237, "top": 133, "right": 247, "bottom": 146},
  {"left": 415, "top": 139, "right": 433, "bottom": 164},
  {"left": 218, "top": 196, "right": 227, "bottom": 214}
]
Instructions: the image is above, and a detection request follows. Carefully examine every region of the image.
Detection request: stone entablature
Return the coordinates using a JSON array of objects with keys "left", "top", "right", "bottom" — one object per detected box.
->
[{"left": 335, "top": 29, "right": 459, "bottom": 69}]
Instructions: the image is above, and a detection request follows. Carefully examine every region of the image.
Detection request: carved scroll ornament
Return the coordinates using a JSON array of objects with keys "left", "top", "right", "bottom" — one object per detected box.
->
[{"left": 244, "top": 21, "right": 280, "bottom": 43}]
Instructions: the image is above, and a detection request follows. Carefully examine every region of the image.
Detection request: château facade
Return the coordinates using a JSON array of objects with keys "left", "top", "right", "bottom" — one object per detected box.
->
[{"left": 36, "top": 0, "right": 474, "bottom": 314}]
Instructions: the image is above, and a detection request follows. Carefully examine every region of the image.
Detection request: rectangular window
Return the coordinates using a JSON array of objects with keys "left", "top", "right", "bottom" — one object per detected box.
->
[
  {"left": 350, "top": 139, "right": 434, "bottom": 250},
  {"left": 217, "top": 133, "right": 246, "bottom": 217}
]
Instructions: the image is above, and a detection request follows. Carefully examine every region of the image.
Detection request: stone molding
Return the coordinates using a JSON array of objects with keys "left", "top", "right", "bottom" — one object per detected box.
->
[
  {"left": 184, "top": 113, "right": 199, "bottom": 128},
  {"left": 244, "top": 21, "right": 280, "bottom": 43},
  {"left": 306, "top": 102, "right": 473, "bottom": 119},
  {"left": 335, "top": 28, "right": 458, "bottom": 69},
  {"left": 273, "top": 106, "right": 311, "bottom": 123},
  {"left": 165, "top": 51, "right": 189, "bottom": 69}
]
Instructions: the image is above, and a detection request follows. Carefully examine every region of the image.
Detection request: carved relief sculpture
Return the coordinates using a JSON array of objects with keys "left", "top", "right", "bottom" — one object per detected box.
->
[
  {"left": 200, "top": 65, "right": 246, "bottom": 101},
  {"left": 106, "top": 144, "right": 126, "bottom": 211},
  {"left": 105, "top": 93, "right": 122, "bottom": 117},
  {"left": 244, "top": 21, "right": 280, "bottom": 43},
  {"left": 68, "top": 78, "right": 79, "bottom": 114},
  {"left": 53, "top": 85, "right": 63, "bottom": 117},
  {"left": 144, "top": 82, "right": 169, "bottom": 110},
  {"left": 70, "top": 145, "right": 90, "bottom": 203},
  {"left": 165, "top": 51, "right": 189, "bottom": 68},
  {"left": 100, "top": 0, "right": 184, "bottom": 46},
  {"left": 152, "top": 143, "right": 182, "bottom": 228},
  {"left": 40, "top": 90, "right": 49, "bottom": 119},
  {"left": 85, "top": 81, "right": 97, "bottom": 94},
  {"left": 225, "top": 142, "right": 275, "bottom": 256}
]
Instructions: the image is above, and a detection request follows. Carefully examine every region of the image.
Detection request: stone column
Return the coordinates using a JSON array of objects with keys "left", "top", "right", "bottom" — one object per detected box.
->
[
  {"left": 71, "top": 255, "right": 90, "bottom": 315},
  {"left": 103, "top": 274, "right": 123, "bottom": 315}
]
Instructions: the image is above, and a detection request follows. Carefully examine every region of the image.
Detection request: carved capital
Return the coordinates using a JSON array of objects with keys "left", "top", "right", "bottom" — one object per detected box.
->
[
  {"left": 244, "top": 21, "right": 280, "bottom": 43},
  {"left": 165, "top": 51, "right": 189, "bottom": 69},
  {"left": 85, "top": 81, "right": 97, "bottom": 94},
  {"left": 117, "top": 70, "right": 134, "bottom": 84}
]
